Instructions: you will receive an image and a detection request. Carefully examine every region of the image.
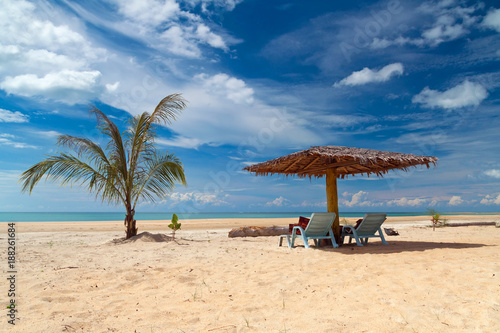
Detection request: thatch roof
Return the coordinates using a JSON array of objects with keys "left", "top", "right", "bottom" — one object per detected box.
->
[{"left": 243, "top": 146, "right": 438, "bottom": 179}]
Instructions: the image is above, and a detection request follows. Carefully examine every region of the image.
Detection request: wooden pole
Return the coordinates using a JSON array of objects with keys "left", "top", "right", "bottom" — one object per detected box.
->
[{"left": 326, "top": 168, "right": 340, "bottom": 242}]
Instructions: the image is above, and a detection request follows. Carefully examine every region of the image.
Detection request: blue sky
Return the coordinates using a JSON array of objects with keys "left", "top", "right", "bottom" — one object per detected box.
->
[{"left": 1, "top": 0, "right": 499, "bottom": 213}]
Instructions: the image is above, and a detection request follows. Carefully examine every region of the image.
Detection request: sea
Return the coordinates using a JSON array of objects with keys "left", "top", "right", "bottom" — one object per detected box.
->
[{"left": 0, "top": 211, "right": 495, "bottom": 222}]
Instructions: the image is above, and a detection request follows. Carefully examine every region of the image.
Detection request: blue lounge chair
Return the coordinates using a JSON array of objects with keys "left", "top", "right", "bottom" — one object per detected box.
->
[
  {"left": 341, "top": 213, "right": 389, "bottom": 246},
  {"left": 279, "top": 212, "right": 339, "bottom": 248}
]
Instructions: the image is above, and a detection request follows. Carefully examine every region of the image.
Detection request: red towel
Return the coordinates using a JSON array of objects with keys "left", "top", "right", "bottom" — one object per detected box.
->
[{"left": 288, "top": 216, "right": 310, "bottom": 235}]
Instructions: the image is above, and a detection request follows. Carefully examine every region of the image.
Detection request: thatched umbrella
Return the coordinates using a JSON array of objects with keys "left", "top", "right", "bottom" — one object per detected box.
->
[{"left": 243, "top": 145, "right": 438, "bottom": 240}]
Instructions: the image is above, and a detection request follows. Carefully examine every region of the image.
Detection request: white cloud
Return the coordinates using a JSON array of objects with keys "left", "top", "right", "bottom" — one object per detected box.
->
[
  {"left": 341, "top": 191, "right": 373, "bottom": 207},
  {"left": 0, "top": 108, "right": 29, "bottom": 123},
  {"left": 196, "top": 73, "right": 254, "bottom": 104},
  {"left": 157, "top": 136, "right": 205, "bottom": 149},
  {"left": 157, "top": 24, "right": 228, "bottom": 57},
  {"left": 334, "top": 63, "right": 404, "bottom": 87},
  {"left": 448, "top": 195, "right": 464, "bottom": 206},
  {"left": 166, "top": 191, "right": 229, "bottom": 207},
  {"left": 105, "top": 82, "right": 120, "bottom": 93},
  {"left": 421, "top": 21, "right": 468, "bottom": 46},
  {"left": 484, "top": 169, "right": 500, "bottom": 179},
  {"left": 299, "top": 200, "right": 326, "bottom": 208},
  {"left": 370, "top": 1, "right": 481, "bottom": 49},
  {"left": 0, "top": 134, "right": 38, "bottom": 149},
  {"left": 31, "top": 130, "right": 62, "bottom": 138},
  {"left": 483, "top": 8, "right": 500, "bottom": 33},
  {"left": 196, "top": 24, "right": 228, "bottom": 50},
  {"left": 0, "top": 0, "right": 106, "bottom": 104},
  {"left": 185, "top": 0, "right": 243, "bottom": 12},
  {"left": 480, "top": 194, "right": 500, "bottom": 205},
  {"left": 387, "top": 197, "right": 429, "bottom": 207},
  {"left": 265, "top": 196, "right": 290, "bottom": 207},
  {"left": 105, "top": 0, "right": 231, "bottom": 58},
  {"left": 0, "top": 0, "right": 101, "bottom": 58},
  {"left": 428, "top": 199, "right": 439, "bottom": 207},
  {"left": 112, "top": 0, "right": 180, "bottom": 28},
  {"left": 177, "top": 80, "right": 322, "bottom": 148},
  {"left": 412, "top": 80, "right": 488, "bottom": 109},
  {"left": 1, "top": 70, "right": 102, "bottom": 104},
  {"left": 0, "top": 47, "right": 84, "bottom": 76},
  {"left": 160, "top": 25, "right": 203, "bottom": 58}
]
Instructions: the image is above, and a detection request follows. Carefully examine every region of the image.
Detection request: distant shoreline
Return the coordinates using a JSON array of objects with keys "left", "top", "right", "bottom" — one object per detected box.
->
[
  {"left": 2, "top": 214, "right": 498, "bottom": 233},
  {"left": 1, "top": 211, "right": 499, "bottom": 223}
]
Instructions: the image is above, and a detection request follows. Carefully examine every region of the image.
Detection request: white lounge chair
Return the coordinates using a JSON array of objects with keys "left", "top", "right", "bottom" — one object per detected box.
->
[
  {"left": 341, "top": 213, "right": 389, "bottom": 246},
  {"left": 279, "top": 212, "right": 339, "bottom": 248}
]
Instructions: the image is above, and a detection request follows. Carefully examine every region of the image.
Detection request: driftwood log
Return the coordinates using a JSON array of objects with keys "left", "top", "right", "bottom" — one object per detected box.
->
[
  {"left": 228, "top": 226, "right": 288, "bottom": 238},
  {"left": 447, "top": 222, "right": 496, "bottom": 227}
]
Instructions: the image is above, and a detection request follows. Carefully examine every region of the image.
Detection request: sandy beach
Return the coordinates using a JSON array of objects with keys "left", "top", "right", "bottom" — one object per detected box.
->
[{"left": 1, "top": 215, "right": 499, "bottom": 332}]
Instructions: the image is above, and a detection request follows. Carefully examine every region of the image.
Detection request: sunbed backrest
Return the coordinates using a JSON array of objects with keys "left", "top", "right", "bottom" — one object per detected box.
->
[
  {"left": 304, "top": 212, "right": 335, "bottom": 236},
  {"left": 356, "top": 213, "right": 387, "bottom": 234}
]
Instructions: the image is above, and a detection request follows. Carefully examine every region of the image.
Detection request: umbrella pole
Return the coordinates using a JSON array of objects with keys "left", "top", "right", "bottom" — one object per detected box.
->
[{"left": 326, "top": 169, "right": 341, "bottom": 242}]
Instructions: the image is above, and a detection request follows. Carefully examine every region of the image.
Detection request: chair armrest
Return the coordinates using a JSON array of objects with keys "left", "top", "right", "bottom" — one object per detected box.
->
[
  {"left": 342, "top": 225, "right": 355, "bottom": 233},
  {"left": 292, "top": 226, "right": 305, "bottom": 236}
]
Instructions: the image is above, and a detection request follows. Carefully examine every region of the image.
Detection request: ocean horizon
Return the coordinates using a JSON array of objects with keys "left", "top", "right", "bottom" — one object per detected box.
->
[{"left": 0, "top": 211, "right": 497, "bottom": 222}]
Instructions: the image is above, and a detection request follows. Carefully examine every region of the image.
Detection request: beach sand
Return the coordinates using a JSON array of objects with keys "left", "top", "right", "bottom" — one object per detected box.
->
[{"left": 1, "top": 215, "right": 499, "bottom": 332}]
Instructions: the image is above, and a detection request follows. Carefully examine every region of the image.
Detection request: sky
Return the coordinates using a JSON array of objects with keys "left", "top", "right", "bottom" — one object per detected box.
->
[{"left": 0, "top": 0, "right": 499, "bottom": 213}]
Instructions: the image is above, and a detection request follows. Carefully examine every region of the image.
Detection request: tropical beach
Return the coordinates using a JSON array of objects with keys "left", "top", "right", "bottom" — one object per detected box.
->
[
  {"left": 1, "top": 215, "right": 499, "bottom": 332},
  {"left": 2, "top": 0, "right": 500, "bottom": 332}
]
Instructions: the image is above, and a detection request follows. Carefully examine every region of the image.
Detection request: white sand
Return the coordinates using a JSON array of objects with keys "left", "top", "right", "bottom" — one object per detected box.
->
[{"left": 1, "top": 215, "right": 499, "bottom": 332}]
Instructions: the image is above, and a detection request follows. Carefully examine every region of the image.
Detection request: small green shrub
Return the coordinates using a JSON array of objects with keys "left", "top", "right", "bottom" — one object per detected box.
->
[
  {"left": 427, "top": 208, "right": 448, "bottom": 231},
  {"left": 168, "top": 213, "right": 181, "bottom": 239}
]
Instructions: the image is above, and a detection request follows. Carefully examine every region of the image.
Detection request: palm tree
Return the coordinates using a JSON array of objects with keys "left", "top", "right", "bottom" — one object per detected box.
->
[{"left": 20, "top": 94, "right": 187, "bottom": 239}]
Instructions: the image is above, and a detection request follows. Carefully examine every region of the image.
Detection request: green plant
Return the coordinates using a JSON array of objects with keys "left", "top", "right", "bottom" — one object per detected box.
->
[
  {"left": 427, "top": 208, "right": 448, "bottom": 231},
  {"left": 20, "top": 94, "right": 187, "bottom": 239},
  {"left": 168, "top": 213, "right": 181, "bottom": 240}
]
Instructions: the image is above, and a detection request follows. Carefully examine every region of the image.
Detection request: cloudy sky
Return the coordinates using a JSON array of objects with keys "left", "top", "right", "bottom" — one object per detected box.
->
[{"left": 1, "top": 0, "right": 499, "bottom": 213}]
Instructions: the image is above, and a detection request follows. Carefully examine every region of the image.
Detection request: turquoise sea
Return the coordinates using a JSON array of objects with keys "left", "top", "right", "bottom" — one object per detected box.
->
[{"left": 0, "top": 211, "right": 496, "bottom": 222}]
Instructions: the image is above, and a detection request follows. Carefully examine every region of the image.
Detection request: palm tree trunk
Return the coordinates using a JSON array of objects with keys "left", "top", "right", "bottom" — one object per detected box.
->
[{"left": 125, "top": 208, "right": 137, "bottom": 239}]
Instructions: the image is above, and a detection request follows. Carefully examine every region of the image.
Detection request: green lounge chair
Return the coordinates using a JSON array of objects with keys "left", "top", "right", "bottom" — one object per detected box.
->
[
  {"left": 279, "top": 212, "right": 339, "bottom": 248},
  {"left": 341, "top": 213, "right": 389, "bottom": 246}
]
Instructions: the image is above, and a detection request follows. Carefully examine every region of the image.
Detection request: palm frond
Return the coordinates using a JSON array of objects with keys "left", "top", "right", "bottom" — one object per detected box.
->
[
  {"left": 57, "top": 135, "right": 111, "bottom": 170},
  {"left": 150, "top": 93, "right": 187, "bottom": 126},
  {"left": 126, "top": 113, "right": 155, "bottom": 168},
  {"left": 132, "top": 152, "right": 187, "bottom": 209},
  {"left": 89, "top": 107, "right": 128, "bottom": 181},
  {"left": 19, "top": 153, "right": 125, "bottom": 205}
]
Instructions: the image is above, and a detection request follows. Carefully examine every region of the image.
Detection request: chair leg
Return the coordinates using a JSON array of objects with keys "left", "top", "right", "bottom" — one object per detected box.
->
[
  {"left": 302, "top": 234, "right": 310, "bottom": 248},
  {"left": 279, "top": 235, "right": 291, "bottom": 247},
  {"left": 378, "top": 228, "right": 389, "bottom": 245},
  {"left": 351, "top": 230, "right": 364, "bottom": 246},
  {"left": 330, "top": 235, "right": 339, "bottom": 248}
]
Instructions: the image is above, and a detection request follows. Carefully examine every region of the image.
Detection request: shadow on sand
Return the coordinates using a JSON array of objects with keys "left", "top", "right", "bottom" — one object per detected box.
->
[{"left": 318, "top": 240, "right": 491, "bottom": 254}]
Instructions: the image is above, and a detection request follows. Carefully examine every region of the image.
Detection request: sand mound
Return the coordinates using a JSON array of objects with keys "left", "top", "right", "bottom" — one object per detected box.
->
[{"left": 109, "top": 231, "right": 174, "bottom": 244}]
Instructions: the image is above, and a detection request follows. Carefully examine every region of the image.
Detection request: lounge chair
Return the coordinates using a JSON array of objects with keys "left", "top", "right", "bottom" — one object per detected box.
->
[
  {"left": 279, "top": 212, "right": 339, "bottom": 248},
  {"left": 341, "top": 213, "right": 389, "bottom": 246}
]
